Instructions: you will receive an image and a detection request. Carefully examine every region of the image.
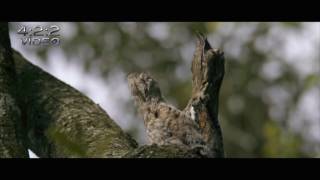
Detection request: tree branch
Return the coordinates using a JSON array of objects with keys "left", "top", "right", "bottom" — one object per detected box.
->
[
  {"left": 123, "top": 145, "right": 203, "bottom": 158},
  {"left": 13, "top": 50, "right": 138, "bottom": 157},
  {"left": 0, "top": 23, "right": 28, "bottom": 157}
]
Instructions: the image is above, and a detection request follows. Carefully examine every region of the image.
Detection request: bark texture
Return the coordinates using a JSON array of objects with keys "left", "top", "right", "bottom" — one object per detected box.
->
[
  {"left": 0, "top": 23, "right": 28, "bottom": 157},
  {"left": 13, "top": 50, "right": 138, "bottom": 157},
  {"left": 123, "top": 144, "right": 203, "bottom": 158}
]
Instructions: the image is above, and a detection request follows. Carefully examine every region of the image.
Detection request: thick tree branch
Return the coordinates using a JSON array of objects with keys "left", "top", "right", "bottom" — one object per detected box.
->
[
  {"left": 13, "top": 50, "right": 138, "bottom": 157},
  {"left": 0, "top": 23, "right": 28, "bottom": 157},
  {"left": 123, "top": 145, "right": 203, "bottom": 158}
]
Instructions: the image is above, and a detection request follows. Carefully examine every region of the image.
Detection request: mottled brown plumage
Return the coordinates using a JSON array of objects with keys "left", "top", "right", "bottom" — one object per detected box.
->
[
  {"left": 128, "top": 33, "right": 225, "bottom": 157},
  {"left": 127, "top": 73, "right": 206, "bottom": 152}
]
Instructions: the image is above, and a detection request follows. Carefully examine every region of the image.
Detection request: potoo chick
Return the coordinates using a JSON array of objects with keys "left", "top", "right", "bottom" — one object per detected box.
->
[{"left": 127, "top": 73, "right": 208, "bottom": 155}]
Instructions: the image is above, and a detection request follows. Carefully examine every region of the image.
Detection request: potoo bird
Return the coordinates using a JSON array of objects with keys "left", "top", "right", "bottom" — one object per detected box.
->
[
  {"left": 127, "top": 72, "right": 208, "bottom": 156},
  {"left": 127, "top": 33, "right": 225, "bottom": 157}
]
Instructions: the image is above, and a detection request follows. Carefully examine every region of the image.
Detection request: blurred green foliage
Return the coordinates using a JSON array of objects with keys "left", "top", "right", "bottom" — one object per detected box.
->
[
  {"left": 10, "top": 22, "right": 319, "bottom": 157},
  {"left": 263, "top": 121, "right": 304, "bottom": 157}
]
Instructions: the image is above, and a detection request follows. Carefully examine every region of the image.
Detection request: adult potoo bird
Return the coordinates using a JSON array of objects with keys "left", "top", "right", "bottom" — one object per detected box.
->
[{"left": 128, "top": 34, "right": 225, "bottom": 157}]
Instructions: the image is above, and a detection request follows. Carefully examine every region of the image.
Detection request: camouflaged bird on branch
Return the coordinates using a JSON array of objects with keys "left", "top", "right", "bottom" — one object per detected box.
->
[{"left": 128, "top": 33, "right": 225, "bottom": 158}]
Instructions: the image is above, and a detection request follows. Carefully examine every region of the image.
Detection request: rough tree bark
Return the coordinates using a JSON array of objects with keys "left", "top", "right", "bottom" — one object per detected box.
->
[
  {"left": 0, "top": 22, "right": 225, "bottom": 158},
  {"left": 13, "top": 50, "right": 138, "bottom": 157},
  {"left": 0, "top": 23, "right": 28, "bottom": 157}
]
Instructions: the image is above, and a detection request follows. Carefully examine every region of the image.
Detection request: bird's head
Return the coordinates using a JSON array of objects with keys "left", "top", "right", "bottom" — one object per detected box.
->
[{"left": 127, "top": 72, "right": 163, "bottom": 103}]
